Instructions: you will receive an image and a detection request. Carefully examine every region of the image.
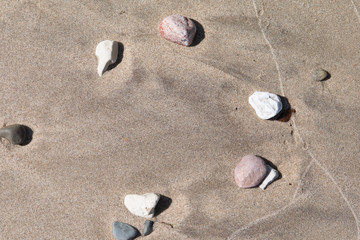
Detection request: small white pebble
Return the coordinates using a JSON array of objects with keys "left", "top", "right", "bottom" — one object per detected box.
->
[
  {"left": 259, "top": 165, "right": 279, "bottom": 190},
  {"left": 95, "top": 40, "right": 118, "bottom": 76},
  {"left": 249, "top": 91, "right": 283, "bottom": 120}
]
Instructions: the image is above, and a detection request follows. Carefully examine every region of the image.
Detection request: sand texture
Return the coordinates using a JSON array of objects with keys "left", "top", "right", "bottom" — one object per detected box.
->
[{"left": 0, "top": 0, "right": 360, "bottom": 239}]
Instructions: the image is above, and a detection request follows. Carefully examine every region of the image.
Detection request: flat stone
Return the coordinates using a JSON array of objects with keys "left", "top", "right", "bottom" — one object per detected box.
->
[
  {"left": 124, "top": 193, "right": 160, "bottom": 218},
  {"left": 160, "top": 14, "right": 197, "bottom": 46},
  {"left": 0, "top": 124, "right": 26, "bottom": 145},
  {"left": 234, "top": 155, "right": 267, "bottom": 188},
  {"left": 249, "top": 91, "right": 283, "bottom": 119},
  {"left": 143, "top": 220, "right": 154, "bottom": 236},
  {"left": 313, "top": 68, "right": 328, "bottom": 81},
  {"left": 112, "top": 221, "right": 138, "bottom": 240}
]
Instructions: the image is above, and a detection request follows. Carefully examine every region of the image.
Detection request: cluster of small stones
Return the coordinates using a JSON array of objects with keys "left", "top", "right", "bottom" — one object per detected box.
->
[
  {"left": 113, "top": 193, "right": 160, "bottom": 240},
  {"left": 0, "top": 10, "right": 333, "bottom": 240},
  {"left": 96, "top": 14, "right": 197, "bottom": 77}
]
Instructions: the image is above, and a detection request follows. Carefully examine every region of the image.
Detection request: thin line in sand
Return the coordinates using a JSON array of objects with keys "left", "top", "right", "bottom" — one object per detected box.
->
[
  {"left": 351, "top": 0, "right": 360, "bottom": 23},
  {"left": 231, "top": 1, "right": 360, "bottom": 239},
  {"left": 228, "top": 194, "right": 308, "bottom": 240},
  {"left": 252, "top": 0, "right": 285, "bottom": 96},
  {"left": 292, "top": 159, "right": 313, "bottom": 199}
]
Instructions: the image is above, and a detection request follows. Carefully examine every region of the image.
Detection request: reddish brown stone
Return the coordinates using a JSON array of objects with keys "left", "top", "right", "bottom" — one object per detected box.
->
[
  {"left": 234, "top": 155, "right": 267, "bottom": 188},
  {"left": 160, "top": 14, "right": 197, "bottom": 46}
]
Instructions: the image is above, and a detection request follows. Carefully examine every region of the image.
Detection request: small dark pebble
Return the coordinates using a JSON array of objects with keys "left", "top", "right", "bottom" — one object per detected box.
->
[
  {"left": 0, "top": 124, "right": 26, "bottom": 145},
  {"left": 143, "top": 220, "right": 154, "bottom": 236},
  {"left": 113, "top": 221, "right": 139, "bottom": 240}
]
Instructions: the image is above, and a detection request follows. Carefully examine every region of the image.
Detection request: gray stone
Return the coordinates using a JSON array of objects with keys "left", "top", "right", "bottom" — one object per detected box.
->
[
  {"left": 0, "top": 124, "right": 26, "bottom": 145},
  {"left": 143, "top": 220, "right": 154, "bottom": 236},
  {"left": 112, "top": 221, "right": 138, "bottom": 240}
]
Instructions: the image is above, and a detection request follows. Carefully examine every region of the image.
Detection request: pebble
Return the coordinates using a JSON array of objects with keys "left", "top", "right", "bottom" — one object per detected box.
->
[
  {"left": 160, "top": 14, "right": 197, "bottom": 46},
  {"left": 313, "top": 68, "right": 328, "bottom": 81},
  {"left": 95, "top": 40, "right": 118, "bottom": 76},
  {"left": 234, "top": 155, "right": 267, "bottom": 188},
  {"left": 259, "top": 165, "right": 279, "bottom": 190},
  {"left": 248, "top": 91, "right": 283, "bottom": 119},
  {"left": 143, "top": 220, "right": 154, "bottom": 236},
  {"left": 112, "top": 221, "right": 139, "bottom": 240},
  {"left": 124, "top": 193, "right": 160, "bottom": 218},
  {"left": 0, "top": 124, "right": 26, "bottom": 145}
]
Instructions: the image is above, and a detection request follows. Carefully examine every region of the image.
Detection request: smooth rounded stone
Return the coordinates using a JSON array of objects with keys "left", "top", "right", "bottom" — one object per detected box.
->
[
  {"left": 143, "top": 220, "right": 154, "bottom": 236},
  {"left": 95, "top": 40, "right": 118, "bottom": 76},
  {"left": 160, "top": 14, "right": 197, "bottom": 46},
  {"left": 124, "top": 193, "right": 160, "bottom": 218},
  {"left": 112, "top": 221, "right": 138, "bottom": 240},
  {"left": 249, "top": 91, "right": 283, "bottom": 120},
  {"left": 234, "top": 155, "right": 267, "bottom": 188},
  {"left": 0, "top": 124, "right": 26, "bottom": 145},
  {"left": 313, "top": 68, "right": 328, "bottom": 81}
]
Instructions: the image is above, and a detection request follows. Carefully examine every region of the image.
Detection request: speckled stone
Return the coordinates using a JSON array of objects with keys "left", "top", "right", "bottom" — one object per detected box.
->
[
  {"left": 313, "top": 69, "right": 328, "bottom": 81},
  {"left": 112, "top": 221, "right": 138, "bottom": 240},
  {"left": 124, "top": 193, "right": 160, "bottom": 218},
  {"left": 143, "top": 220, "right": 154, "bottom": 236},
  {"left": 234, "top": 155, "right": 267, "bottom": 188},
  {"left": 160, "top": 14, "right": 197, "bottom": 46}
]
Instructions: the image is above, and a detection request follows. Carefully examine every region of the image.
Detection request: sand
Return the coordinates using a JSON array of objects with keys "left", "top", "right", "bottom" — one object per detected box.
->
[{"left": 0, "top": 0, "right": 359, "bottom": 239}]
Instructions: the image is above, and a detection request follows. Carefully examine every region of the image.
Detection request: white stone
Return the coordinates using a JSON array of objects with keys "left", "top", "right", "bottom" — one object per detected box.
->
[
  {"left": 124, "top": 193, "right": 160, "bottom": 218},
  {"left": 95, "top": 40, "right": 118, "bottom": 76},
  {"left": 259, "top": 165, "right": 279, "bottom": 190},
  {"left": 249, "top": 91, "right": 283, "bottom": 119}
]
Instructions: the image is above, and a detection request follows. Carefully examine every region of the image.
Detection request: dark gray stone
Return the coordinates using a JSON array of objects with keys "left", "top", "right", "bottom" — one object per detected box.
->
[
  {"left": 0, "top": 124, "right": 26, "bottom": 145},
  {"left": 112, "top": 221, "right": 138, "bottom": 240},
  {"left": 143, "top": 220, "right": 154, "bottom": 236}
]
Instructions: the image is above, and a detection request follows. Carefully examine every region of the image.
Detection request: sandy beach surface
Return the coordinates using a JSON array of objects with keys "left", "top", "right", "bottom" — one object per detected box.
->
[{"left": 1, "top": 0, "right": 360, "bottom": 239}]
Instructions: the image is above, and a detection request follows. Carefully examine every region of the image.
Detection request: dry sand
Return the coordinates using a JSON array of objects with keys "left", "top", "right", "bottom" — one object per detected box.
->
[{"left": 0, "top": 0, "right": 359, "bottom": 239}]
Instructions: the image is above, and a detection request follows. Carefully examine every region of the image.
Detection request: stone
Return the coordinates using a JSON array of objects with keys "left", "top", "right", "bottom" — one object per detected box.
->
[
  {"left": 112, "top": 221, "right": 139, "bottom": 240},
  {"left": 95, "top": 40, "right": 118, "bottom": 76},
  {"left": 124, "top": 193, "right": 160, "bottom": 218},
  {"left": 248, "top": 91, "right": 283, "bottom": 120},
  {"left": 259, "top": 165, "right": 279, "bottom": 190},
  {"left": 313, "top": 68, "right": 328, "bottom": 81},
  {"left": 160, "top": 14, "right": 197, "bottom": 46},
  {"left": 143, "top": 220, "right": 154, "bottom": 236},
  {"left": 234, "top": 155, "right": 267, "bottom": 188},
  {"left": 0, "top": 124, "right": 26, "bottom": 145}
]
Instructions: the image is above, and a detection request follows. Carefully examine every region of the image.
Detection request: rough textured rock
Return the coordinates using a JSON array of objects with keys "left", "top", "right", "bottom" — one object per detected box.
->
[
  {"left": 234, "top": 155, "right": 267, "bottom": 188},
  {"left": 112, "top": 221, "right": 138, "bottom": 240},
  {"left": 124, "top": 193, "right": 160, "bottom": 218},
  {"left": 95, "top": 40, "right": 118, "bottom": 76},
  {"left": 248, "top": 91, "right": 283, "bottom": 120},
  {"left": 0, "top": 124, "right": 26, "bottom": 145},
  {"left": 160, "top": 14, "right": 197, "bottom": 46}
]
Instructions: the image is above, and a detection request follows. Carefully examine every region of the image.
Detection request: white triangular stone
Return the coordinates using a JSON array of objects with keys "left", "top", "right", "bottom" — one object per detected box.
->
[{"left": 124, "top": 193, "right": 160, "bottom": 218}]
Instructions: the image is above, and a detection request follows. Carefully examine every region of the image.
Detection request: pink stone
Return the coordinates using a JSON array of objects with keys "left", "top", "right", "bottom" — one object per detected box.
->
[
  {"left": 234, "top": 155, "right": 267, "bottom": 188},
  {"left": 160, "top": 14, "right": 197, "bottom": 46}
]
